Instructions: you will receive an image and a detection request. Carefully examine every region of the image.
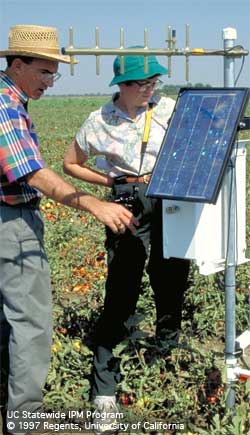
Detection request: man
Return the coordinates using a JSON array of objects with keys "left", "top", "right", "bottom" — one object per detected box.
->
[
  {"left": 63, "top": 50, "right": 190, "bottom": 432},
  {"left": 0, "top": 24, "right": 138, "bottom": 433}
]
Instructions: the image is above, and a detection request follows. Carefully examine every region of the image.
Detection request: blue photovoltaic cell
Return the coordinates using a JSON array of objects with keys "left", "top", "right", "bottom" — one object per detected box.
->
[{"left": 146, "top": 88, "right": 249, "bottom": 203}]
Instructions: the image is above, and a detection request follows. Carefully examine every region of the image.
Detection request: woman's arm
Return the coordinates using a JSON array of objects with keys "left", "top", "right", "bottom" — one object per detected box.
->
[{"left": 63, "top": 139, "right": 114, "bottom": 187}]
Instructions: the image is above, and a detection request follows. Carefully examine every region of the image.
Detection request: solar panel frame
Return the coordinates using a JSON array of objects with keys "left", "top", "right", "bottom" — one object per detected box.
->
[{"left": 146, "top": 87, "right": 250, "bottom": 204}]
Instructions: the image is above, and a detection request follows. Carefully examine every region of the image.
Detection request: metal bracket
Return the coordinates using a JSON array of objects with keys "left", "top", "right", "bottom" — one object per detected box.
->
[{"left": 239, "top": 117, "right": 250, "bottom": 130}]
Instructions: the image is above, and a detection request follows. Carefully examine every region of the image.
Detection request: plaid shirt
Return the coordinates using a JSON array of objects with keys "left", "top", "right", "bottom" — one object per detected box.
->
[{"left": 0, "top": 71, "right": 45, "bottom": 204}]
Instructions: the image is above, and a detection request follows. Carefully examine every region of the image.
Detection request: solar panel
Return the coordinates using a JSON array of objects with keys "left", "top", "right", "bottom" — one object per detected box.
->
[{"left": 146, "top": 87, "right": 249, "bottom": 203}]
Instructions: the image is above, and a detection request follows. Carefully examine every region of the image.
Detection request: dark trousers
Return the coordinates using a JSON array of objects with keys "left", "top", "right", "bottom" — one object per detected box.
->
[{"left": 92, "top": 183, "right": 190, "bottom": 397}]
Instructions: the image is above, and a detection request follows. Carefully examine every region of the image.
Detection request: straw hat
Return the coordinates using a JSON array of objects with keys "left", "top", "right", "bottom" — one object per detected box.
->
[{"left": 0, "top": 24, "right": 76, "bottom": 64}]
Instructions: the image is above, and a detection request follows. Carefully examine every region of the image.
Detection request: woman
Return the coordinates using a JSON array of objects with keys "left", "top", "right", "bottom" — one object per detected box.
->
[{"left": 63, "top": 51, "right": 190, "bottom": 432}]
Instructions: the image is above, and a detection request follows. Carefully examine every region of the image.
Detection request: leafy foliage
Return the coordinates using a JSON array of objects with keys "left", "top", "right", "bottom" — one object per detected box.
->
[{"left": 29, "top": 96, "right": 250, "bottom": 435}]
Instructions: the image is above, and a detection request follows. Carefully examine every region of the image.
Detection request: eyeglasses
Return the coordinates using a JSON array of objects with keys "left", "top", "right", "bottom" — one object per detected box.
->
[
  {"left": 131, "top": 79, "right": 163, "bottom": 92},
  {"left": 40, "top": 72, "right": 62, "bottom": 83}
]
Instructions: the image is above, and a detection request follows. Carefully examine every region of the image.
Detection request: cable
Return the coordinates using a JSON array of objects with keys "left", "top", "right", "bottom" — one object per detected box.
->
[
  {"left": 202, "top": 45, "right": 246, "bottom": 86},
  {"left": 225, "top": 45, "right": 246, "bottom": 86},
  {"left": 226, "top": 138, "right": 239, "bottom": 266},
  {"left": 227, "top": 44, "right": 245, "bottom": 52},
  {"left": 234, "top": 56, "right": 245, "bottom": 86},
  {"left": 234, "top": 138, "right": 239, "bottom": 264},
  {"left": 225, "top": 136, "right": 239, "bottom": 268},
  {"left": 208, "top": 44, "right": 246, "bottom": 56}
]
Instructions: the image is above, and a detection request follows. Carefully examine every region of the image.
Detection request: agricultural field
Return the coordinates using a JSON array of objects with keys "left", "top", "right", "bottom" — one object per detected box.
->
[{"left": 29, "top": 95, "right": 250, "bottom": 435}]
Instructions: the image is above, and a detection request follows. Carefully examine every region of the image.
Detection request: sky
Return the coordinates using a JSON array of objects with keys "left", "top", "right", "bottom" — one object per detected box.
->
[{"left": 0, "top": 0, "right": 249, "bottom": 95}]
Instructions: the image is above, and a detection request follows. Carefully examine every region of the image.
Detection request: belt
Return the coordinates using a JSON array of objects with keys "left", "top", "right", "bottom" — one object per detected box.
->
[
  {"left": 0, "top": 197, "right": 41, "bottom": 209},
  {"left": 114, "top": 174, "right": 151, "bottom": 185}
]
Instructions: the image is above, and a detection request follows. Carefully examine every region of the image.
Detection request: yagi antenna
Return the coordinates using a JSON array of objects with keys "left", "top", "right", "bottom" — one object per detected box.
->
[{"left": 62, "top": 24, "right": 249, "bottom": 81}]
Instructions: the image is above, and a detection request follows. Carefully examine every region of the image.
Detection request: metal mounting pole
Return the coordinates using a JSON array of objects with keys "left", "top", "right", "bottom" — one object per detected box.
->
[
  {"left": 223, "top": 28, "right": 236, "bottom": 87},
  {"left": 223, "top": 27, "right": 237, "bottom": 411}
]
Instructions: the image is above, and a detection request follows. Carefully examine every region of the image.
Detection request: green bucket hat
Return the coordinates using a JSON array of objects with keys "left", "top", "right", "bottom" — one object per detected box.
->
[{"left": 109, "top": 47, "right": 168, "bottom": 86}]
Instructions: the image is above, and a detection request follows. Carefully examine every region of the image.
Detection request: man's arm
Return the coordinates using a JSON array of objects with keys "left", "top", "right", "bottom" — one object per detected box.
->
[
  {"left": 27, "top": 167, "right": 138, "bottom": 234},
  {"left": 63, "top": 139, "right": 114, "bottom": 187}
]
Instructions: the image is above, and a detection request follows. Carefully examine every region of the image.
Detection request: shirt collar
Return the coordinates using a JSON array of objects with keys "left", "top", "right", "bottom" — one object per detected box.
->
[{"left": 0, "top": 71, "right": 28, "bottom": 105}]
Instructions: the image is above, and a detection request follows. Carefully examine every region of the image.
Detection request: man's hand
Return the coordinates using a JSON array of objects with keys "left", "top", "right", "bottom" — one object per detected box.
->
[
  {"left": 89, "top": 199, "right": 139, "bottom": 234},
  {"left": 27, "top": 168, "right": 139, "bottom": 233}
]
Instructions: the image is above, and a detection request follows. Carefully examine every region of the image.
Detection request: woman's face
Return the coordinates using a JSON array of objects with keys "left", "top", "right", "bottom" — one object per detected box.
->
[{"left": 119, "top": 76, "right": 161, "bottom": 107}]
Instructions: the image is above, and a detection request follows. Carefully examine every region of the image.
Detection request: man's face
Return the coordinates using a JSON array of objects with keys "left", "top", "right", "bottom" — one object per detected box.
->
[{"left": 14, "top": 58, "right": 59, "bottom": 100}]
